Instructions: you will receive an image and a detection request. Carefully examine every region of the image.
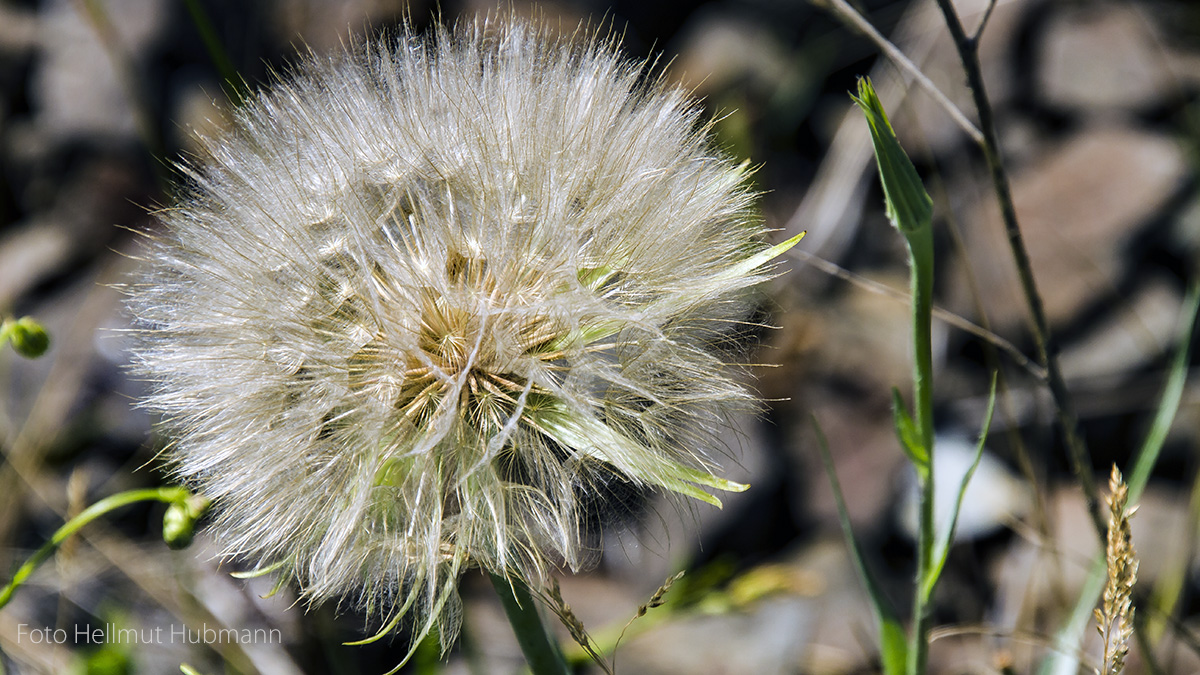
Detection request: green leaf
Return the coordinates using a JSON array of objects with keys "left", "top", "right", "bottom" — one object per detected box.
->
[
  {"left": 1126, "top": 282, "right": 1200, "bottom": 504},
  {"left": 813, "top": 416, "right": 906, "bottom": 675},
  {"left": 850, "top": 77, "right": 933, "bottom": 236},
  {"left": 709, "top": 231, "right": 806, "bottom": 289},
  {"left": 890, "top": 388, "right": 927, "bottom": 468},
  {"left": 922, "top": 373, "right": 998, "bottom": 600},
  {"left": 577, "top": 265, "right": 619, "bottom": 291}
]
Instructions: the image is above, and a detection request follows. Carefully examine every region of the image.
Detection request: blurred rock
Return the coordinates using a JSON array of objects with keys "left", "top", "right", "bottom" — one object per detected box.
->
[
  {"left": 766, "top": 272, "right": 924, "bottom": 397},
  {"left": 0, "top": 157, "right": 145, "bottom": 308},
  {"left": 769, "top": 272, "right": 961, "bottom": 529},
  {"left": 601, "top": 411, "right": 770, "bottom": 588},
  {"left": 670, "top": 13, "right": 792, "bottom": 98},
  {"left": 897, "top": 434, "right": 1032, "bottom": 542},
  {"left": 168, "top": 79, "right": 234, "bottom": 154},
  {"left": 991, "top": 485, "right": 1192, "bottom": 637},
  {"left": 799, "top": 391, "right": 900, "bottom": 529},
  {"left": 951, "top": 126, "right": 1188, "bottom": 332},
  {"left": 458, "top": 576, "right": 526, "bottom": 673},
  {"left": 1168, "top": 190, "right": 1200, "bottom": 265},
  {"left": 1059, "top": 278, "right": 1181, "bottom": 380},
  {"left": 0, "top": 219, "right": 73, "bottom": 308},
  {"left": 272, "top": 0, "right": 420, "bottom": 52},
  {"left": 0, "top": 4, "right": 37, "bottom": 54},
  {"left": 1038, "top": 5, "right": 1171, "bottom": 115},
  {"left": 616, "top": 597, "right": 810, "bottom": 674},
  {"left": 616, "top": 538, "right": 870, "bottom": 675},
  {"left": 32, "top": 0, "right": 166, "bottom": 142}
]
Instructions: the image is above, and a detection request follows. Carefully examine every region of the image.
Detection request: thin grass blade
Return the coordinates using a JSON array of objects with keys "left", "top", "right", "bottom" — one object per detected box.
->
[{"left": 813, "top": 416, "right": 907, "bottom": 675}]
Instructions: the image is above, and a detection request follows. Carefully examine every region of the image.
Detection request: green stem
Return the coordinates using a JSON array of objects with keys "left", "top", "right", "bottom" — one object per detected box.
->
[
  {"left": 930, "top": 0, "right": 1105, "bottom": 543},
  {"left": 905, "top": 214, "right": 936, "bottom": 675},
  {"left": 0, "top": 487, "right": 189, "bottom": 609},
  {"left": 489, "top": 573, "right": 569, "bottom": 675},
  {"left": 851, "top": 77, "right": 936, "bottom": 675}
]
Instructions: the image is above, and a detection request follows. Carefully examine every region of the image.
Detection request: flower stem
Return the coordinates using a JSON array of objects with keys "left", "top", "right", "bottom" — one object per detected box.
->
[
  {"left": 0, "top": 486, "right": 190, "bottom": 609},
  {"left": 906, "top": 225, "right": 936, "bottom": 675},
  {"left": 489, "top": 572, "right": 569, "bottom": 675}
]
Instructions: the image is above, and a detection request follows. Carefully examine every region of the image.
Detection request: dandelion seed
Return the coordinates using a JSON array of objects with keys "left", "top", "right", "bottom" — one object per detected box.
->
[{"left": 128, "top": 17, "right": 799, "bottom": 659}]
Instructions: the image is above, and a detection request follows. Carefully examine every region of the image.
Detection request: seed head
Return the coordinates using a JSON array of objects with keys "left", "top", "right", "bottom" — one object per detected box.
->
[{"left": 128, "top": 18, "right": 795, "bottom": 657}]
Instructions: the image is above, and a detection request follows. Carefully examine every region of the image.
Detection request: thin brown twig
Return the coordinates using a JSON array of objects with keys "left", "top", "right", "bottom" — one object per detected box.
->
[
  {"left": 790, "top": 248, "right": 1045, "bottom": 379},
  {"left": 931, "top": 0, "right": 1107, "bottom": 544},
  {"left": 812, "top": 0, "right": 985, "bottom": 145},
  {"left": 970, "top": 0, "right": 1000, "bottom": 43},
  {"left": 933, "top": 165, "right": 1056, "bottom": 577}
]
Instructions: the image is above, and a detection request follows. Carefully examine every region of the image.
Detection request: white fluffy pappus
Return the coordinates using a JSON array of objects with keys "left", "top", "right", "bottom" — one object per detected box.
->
[{"left": 128, "top": 17, "right": 801, "bottom": 659}]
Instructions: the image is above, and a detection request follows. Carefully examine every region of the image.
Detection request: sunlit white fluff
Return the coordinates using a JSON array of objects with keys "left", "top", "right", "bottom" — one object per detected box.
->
[{"left": 128, "top": 17, "right": 795, "bottom": 659}]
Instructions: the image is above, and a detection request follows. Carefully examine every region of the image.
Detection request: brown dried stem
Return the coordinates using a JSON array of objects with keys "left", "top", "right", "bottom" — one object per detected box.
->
[{"left": 931, "top": 0, "right": 1107, "bottom": 543}]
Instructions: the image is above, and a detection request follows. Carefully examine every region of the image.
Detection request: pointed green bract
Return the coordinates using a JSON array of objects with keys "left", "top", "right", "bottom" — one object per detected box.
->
[
  {"left": 851, "top": 78, "right": 932, "bottom": 236},
  {"left": 532, "top": 400, "right": 748, "bottom": 508},
  {"left": 714, "top": 231, "right": 806, "bottom": 288},
  {"left": 890, "top": 388, "right": 927, "bottom": 468},
  {"left": 552, "top": 231, "right": 807, "bottom": 352},
  {"left": 853, "top": 73, "right": 937, "bottom": 675}
]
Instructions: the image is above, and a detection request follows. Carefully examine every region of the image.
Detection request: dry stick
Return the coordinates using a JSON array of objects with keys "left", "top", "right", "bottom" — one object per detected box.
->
[
  {"left": 930, "top": 0, "right": 1107, "bottom": 543},
  {"left": 792, "top": 249, "right": 1045, "bottom": 380},
  {"left": 934, "top": 171, "right": 1056, "bottom": 558},
  {"left": 815, "top": 0, "right": 984, "bottom": 146}
]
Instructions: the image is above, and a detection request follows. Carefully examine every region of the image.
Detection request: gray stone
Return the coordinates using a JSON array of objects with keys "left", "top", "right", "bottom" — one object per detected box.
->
[
  {"left": 896, "top": 434, "right": 1032, "bottom": 542},
  {"left": 1039, "top": 5, "right": 1171, "bottom": 114},
  {"left": 32, "top": 0, "right": 165, "bottom": 141},
  {"left": 1059, "top": 279, "right": 1182, "bottom": 380},
  {"left": 950, "top": 126, "right": 1187, "bottom": 332}
]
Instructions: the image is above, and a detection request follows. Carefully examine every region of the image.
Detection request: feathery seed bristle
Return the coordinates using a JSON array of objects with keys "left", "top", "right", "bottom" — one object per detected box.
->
[{"left": 127, "top": 16, "right": 792, "bottom": 661}]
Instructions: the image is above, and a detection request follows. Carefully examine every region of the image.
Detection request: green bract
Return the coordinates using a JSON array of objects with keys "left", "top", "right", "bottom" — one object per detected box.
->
[{"left": 851, "top": 78, "right": 933, "bottom": 236}]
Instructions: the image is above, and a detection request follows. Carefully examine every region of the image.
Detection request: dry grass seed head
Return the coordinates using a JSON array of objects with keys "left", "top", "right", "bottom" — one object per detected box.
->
[{"left": 1094, "top": 464, "right": 1137, "bottom": 675}]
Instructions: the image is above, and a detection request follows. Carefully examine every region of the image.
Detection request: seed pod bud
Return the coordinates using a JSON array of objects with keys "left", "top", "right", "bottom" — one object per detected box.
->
[
  {"left": 3, "top": 317, "right": 50, "bottom": 358},
  {"left": 162, "top": 494, "right": 211, "bottom": 550}
]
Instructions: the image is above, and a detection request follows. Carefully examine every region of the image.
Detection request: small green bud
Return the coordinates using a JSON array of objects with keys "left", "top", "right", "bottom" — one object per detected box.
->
[
  {"left": 2, "top": 316, "right": 50, "bottom": 358},
  {"left": 163, "top": 494, "right": 211, "bottom": 550},
  {"left": 850, "top": 77, "right": 933, "bottom": 236}
]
